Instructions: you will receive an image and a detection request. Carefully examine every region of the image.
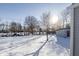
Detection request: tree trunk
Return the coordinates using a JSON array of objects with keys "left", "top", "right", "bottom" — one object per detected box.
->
[
  {"left": 39, "top": 31, "right": 40, "bottom": 35},
  {"left": 46, "top": 28, "right": 48, "bottom": 41},
  {"left": 46, "top": 32, "right": 48, "bottom": 41}
]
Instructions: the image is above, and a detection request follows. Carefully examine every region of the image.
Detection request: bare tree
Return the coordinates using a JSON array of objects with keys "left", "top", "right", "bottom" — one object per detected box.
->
[
  {"left": 41, "top": 12, "right": 51, "bottom": 41},
  {"left": 0, "top": 23, "right": 5, "bottom": 32},
  {"left": 16, "top": 23, "right": 22, "bottom": 32},
  {"left": 9, "top": 22, "right": 22, "bottom": 32},
  {"left": 5, "top": 21, "right": 9, "bottom": 33},
  {"left": 24, "top": 16, "right": 38, "bottom": 34},
  {"left": 61, "top": 9, "right": 69, "bottom": 28},
  {"left": 9, "top": 22, "right": 17, "bottom": 33}
]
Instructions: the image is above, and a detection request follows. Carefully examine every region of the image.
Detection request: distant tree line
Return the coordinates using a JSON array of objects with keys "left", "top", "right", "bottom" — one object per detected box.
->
[
  {"left": 0, "top": 11, "right": 70, "bottom": 37},
  {"left": 0, "top": 13, "right": 55, "bottom": 33}
]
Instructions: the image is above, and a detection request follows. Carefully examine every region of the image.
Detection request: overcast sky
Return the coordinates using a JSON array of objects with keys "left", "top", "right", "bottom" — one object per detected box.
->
[{"left": 0, "top": 3, "right": 71, "bottom": 25}]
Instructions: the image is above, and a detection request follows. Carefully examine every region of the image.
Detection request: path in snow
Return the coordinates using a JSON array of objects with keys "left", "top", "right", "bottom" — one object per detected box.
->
[{"left": 24, "top": 35, "right": 52, "bottom": 56}]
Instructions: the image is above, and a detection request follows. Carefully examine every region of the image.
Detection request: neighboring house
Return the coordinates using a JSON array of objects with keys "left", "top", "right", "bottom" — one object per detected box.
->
[{"left": 56, "top": 28, "right": 70, "bottom": 37}]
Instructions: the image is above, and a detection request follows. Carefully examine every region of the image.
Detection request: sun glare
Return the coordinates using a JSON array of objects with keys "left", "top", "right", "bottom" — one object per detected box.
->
[{"left": 50, "top": 15, "right": 58, "bottom": 24}]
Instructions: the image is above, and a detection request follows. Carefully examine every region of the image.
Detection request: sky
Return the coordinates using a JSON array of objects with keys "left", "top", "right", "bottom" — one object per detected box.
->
[{"left": 0, "top": 3, "right": 71, "bottom": 25}]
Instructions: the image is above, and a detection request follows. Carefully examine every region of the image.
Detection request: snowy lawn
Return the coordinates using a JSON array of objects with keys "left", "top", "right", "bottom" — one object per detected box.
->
[
  {"left": 0, "top": 35, "right": 70, "bottom": 56},
  {"left": 39, "top": 35, "right": 70, "bottom": 56}
]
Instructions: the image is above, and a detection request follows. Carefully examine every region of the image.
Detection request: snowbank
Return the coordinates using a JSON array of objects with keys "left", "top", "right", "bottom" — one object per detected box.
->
[{"left": 39, "top": 35, "right": 70, "bottom": 56}]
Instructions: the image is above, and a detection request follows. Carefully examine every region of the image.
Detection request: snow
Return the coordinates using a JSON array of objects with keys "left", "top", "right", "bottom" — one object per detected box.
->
[
  {"left": 0, "top": 34, "right": 70, "bottom": 56},
  {"left": 39, "top": 35, "right": 70, "bottom": 56}
]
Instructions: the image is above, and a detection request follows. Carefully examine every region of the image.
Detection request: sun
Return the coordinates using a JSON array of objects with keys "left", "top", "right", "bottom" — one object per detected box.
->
[{"left": 50, "top": 15, "right": 58, "bottom": 24}]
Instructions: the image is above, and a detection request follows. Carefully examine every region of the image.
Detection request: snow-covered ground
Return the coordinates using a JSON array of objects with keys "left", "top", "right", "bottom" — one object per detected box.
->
[
  {"left": 0, "top": 34, "right": 70, "bottom": 56},
  {"left": 39, "top": 35, "right": 70, "bottom": 56}
]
